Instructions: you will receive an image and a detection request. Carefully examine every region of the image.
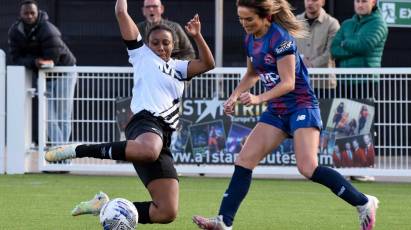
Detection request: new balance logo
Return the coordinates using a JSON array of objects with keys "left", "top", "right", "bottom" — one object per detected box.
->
[
  {"left": 296, "top": 115, "right": 306, "bottom": 121},
  {"left": 337, "top": 186, "right": 346, "bottom": 196}
]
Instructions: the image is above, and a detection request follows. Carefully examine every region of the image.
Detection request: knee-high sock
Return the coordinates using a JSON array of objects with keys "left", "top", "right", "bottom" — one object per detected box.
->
[
  {"left": 133, "top": 201, "right": 152, "bottom": 224},
  {"left": 218, "top": 165, "right": 252, "bottom": 227},
  {"left": 311, "top": 166, "right": 368, "bottom": 206},
  {"left": 75, "top": 141, "right": 127, "bottom": 160}
]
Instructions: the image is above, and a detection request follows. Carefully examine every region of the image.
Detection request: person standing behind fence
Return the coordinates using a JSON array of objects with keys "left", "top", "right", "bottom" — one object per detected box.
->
[
  {"left": 296, "top": 0, "right": 340, "bottom": 98},
  {"left": 330, "top": 0, "right": 388, "bottom": 99},
  {"left": 331, "top": 0, "right": 386, "bottom": 181},
  {"left": 138, "top": 0, "right": 196, "bottom": 60},
  {"left": 45, "top": 0, "right": 214, "bottom": 226},
  {"left": 192, "top": 1, "right": 379, "bottom": 230},
  {"left": 8, "top": 0, "right": 77, "bottom": 145}
]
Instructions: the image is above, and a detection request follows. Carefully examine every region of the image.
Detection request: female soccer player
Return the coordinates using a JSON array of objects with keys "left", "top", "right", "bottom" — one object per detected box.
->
[
  {"left": 193, "top": 0, "right": 378, "bottom": 230},
  {"left": 45, "top": 0, "right": 214, "bottom": 226}
]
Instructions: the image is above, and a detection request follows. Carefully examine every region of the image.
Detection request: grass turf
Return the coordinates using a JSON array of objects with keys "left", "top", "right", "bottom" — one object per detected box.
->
[{"left": 0, "top": 174, "right": 410, "bottom": 229}]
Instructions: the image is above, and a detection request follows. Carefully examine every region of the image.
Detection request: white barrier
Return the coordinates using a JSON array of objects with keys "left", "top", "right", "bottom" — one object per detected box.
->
[
  {"left": 0, "top": 50, "right": 5, "bottom": 174},
  {"left": 6, "top": 66, "right": 34, "bottom": 174},
  {"left": 31, "top": 66, "right": 411, "bottom": 177}
]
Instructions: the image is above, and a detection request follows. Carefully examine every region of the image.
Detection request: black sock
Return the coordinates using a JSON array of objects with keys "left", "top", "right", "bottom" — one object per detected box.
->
[
  {"left": 75, "top": 141, "right": 127, "bottom": 160},
  {"left": 133, "top": 201, "right": 152, "bottom": 224},
  {"left": 311, "top": 166, "right": 368, "bottom": 206}
]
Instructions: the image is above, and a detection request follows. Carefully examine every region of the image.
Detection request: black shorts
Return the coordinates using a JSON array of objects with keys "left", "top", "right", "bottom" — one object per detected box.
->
[{"left": 125, "top": 110, "right": 178, "bottom": 187}]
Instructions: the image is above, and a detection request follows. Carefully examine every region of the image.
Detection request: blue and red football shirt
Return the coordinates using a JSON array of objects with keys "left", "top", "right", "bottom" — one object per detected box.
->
[{"left": 244, "top": 23, "right": 318, "bottom": 114}]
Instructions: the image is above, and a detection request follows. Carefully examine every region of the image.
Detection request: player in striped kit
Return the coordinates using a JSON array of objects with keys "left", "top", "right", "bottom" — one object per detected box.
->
[
  {"left": 45, "top": 0, "right": 214, "bottom": 226},
  {"left": 193, "top": 0, "right": 378, "bottom": 230}
]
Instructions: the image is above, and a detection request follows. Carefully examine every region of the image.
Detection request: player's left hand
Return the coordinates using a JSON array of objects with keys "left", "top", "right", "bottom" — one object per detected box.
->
[
  {"left": 239, "top": 92, "right": 261, "bottom": 106},
  {"left": 185, "top": 14, "right": 201, "bottom": 37}
]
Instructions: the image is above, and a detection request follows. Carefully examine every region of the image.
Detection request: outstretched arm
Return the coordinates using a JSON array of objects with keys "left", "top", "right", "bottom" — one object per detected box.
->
[
  {"left": 115, "top": 0, "right": 140, "bottom": 41},
  {"left": 185, "top": 14, "right": 215, "bottom": 78}
]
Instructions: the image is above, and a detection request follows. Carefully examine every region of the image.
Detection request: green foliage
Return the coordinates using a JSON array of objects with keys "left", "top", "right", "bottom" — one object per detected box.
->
[{"left": 0, "top": 174, "right": 410, "bottom": 229}]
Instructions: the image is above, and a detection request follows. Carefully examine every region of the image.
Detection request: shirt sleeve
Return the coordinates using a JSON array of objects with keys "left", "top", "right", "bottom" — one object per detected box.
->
[
  {"left": 125, "top": 34, "right": 154, "bottom": 65},
  {"left": 244, "top": 34, "right": 251, "bottom": 58},
  {"left": 173, "top": 59, "right": 190, "bottom": 81},
  {"left": 273, "top": 34, "right": 297, "bottom": 60}
]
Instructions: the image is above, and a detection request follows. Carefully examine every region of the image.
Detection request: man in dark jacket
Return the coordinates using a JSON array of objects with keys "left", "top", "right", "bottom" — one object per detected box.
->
[
  {"left": 8, "top": 0, "right": 77, "bottom": 145},
  {"left": 137, "top": 0, "right": 195, "bottom": 60},
  {"left": 8, "top": 0, "right": 76, "bottom": 69}
]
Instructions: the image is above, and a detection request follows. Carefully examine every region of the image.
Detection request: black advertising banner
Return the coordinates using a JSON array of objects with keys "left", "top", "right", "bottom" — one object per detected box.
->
[{"left": 116, "top": 97, "right": 375, "bottom": 167}]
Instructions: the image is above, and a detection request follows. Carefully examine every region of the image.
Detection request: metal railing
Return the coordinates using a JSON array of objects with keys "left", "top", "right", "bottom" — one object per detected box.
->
[
  {"left": 0, "top": 50, "right": 5, "bottom": 174},
  {"left": 33, "top": 67, "right": 411, "bottom": 176}
]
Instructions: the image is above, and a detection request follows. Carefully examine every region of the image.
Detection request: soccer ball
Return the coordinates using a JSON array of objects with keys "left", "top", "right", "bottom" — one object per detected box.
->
[{"left": 99, "top": 198, "right": 139, "bottom": 230}]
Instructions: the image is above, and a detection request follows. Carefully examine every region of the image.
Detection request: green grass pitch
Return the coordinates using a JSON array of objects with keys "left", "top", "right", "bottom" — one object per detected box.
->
[{"left": 0, "top": 174, "right": 410, "bottom": 229}]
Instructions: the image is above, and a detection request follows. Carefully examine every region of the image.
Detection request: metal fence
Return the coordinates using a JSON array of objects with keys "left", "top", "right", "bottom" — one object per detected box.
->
[
  {"left": 37, "top": 67, "right": 411, "bottom": 176},
  {"left": 0, "top": 50, "right": 5, "bottom": 174}
]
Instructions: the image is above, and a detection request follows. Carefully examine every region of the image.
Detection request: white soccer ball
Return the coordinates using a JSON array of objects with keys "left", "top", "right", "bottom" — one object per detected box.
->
[{"left": 99, "top": 198, "right": 139, "bottom": 230}]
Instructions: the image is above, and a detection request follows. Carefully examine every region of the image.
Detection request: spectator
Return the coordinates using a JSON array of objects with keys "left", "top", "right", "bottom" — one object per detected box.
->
[
  {"left": 138, "top": 0, "right": 196, "bottom": 60},
  {"left": 331, "top": 0, "right": 388, "bottom": 98},
  {"left": 331, "top": 0, "right": 386, "bottom": 181},
  {"left": 296, "top": 0, "right": 340, "bottom": 98},
  {"left": 8, "top": 0, "right": 77, "bottom": 145}
]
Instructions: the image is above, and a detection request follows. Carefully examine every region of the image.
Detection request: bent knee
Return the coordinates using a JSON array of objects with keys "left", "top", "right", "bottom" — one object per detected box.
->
[
  {"left": 297, "top": 164, "right": 316, "bottom": 179},
  {"left": 128, "top": 141, "right": 160, "bottom": 162},
  {"left": 157, "top": 207, "right": 178, "bottom": 223}
]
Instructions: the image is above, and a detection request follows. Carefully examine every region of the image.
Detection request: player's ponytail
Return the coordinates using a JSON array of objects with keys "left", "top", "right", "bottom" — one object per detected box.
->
[
  {"left": 237, "top": 0, "right": 307, "bottom": 38},
  {"left": 270, "top": 0, "right": 307, "bottom": 38}
]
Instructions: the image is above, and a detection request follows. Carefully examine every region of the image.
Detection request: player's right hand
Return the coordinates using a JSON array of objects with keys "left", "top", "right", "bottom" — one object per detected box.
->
[{"left": 223, "top": 96, "right": 237, "bottom": 115}]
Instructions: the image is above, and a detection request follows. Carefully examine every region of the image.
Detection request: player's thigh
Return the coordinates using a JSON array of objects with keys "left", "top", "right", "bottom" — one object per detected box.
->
[
  {"left": 133, "top": 132, "right": 163, "bottom": 153},
  {"left": 293, "top": 127, "right": 320, "bottom": 176},
  {"left": 236, "top": 122, "right": 287, "bottom": 169}
]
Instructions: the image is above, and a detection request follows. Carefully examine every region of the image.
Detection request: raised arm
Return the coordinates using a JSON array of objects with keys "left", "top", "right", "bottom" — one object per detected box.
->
[
  {"left": 184, "top": 14, "right": 215, "bottom": 78},
  {"left": 115, "top": 0, "right": 140, "bottom": 40}
]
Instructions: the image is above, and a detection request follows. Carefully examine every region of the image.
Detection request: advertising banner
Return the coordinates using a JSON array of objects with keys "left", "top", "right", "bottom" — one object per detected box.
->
[{"left": 116, "top": 97, "right": 375, "bottom": 168}]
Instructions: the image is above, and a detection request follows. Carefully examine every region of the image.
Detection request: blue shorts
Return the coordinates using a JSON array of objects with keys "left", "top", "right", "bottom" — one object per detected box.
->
[{"left": 259, "top": 108, "right": 323, "bottom": 137}]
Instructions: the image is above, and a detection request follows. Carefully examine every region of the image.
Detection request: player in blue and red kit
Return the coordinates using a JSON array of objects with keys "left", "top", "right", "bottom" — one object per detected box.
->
[{"left": 193, "top": 0, "right": 379, "bottom": 230}]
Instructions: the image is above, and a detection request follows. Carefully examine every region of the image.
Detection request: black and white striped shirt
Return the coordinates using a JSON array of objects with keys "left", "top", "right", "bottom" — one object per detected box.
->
[{"left": 126, "top": 36, "right": 190, "bottom": 129}]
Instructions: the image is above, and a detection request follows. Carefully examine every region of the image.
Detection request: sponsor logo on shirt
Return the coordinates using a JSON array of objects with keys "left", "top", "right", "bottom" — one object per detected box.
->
[
  {"left": 259, "top": 72, "right": 280, "bottom": 87},
  {"left": 275, "top": 41, "right": 293, "bottom": 55},
  {"left": 159, "top": 63, "right": 184, "bottom": 80}
]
